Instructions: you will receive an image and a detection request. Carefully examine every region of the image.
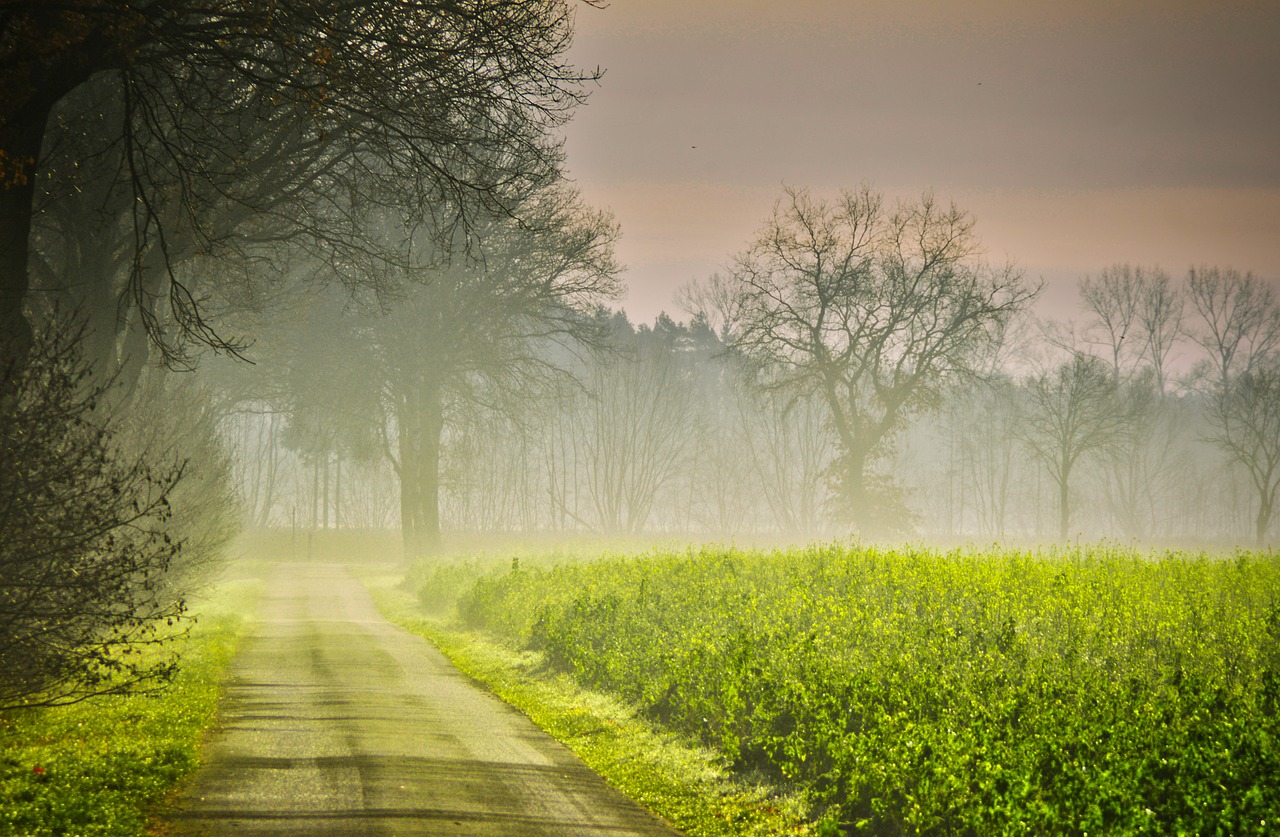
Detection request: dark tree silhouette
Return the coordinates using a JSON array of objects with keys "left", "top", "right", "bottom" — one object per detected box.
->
[
  {"left": 724, "top": 185, "right": 1035, "bottom": 532},
  {"left": 0, "top": 317, "right": 186, "bottom": 709},
  {"left": 1, "top": 0, "right": 601, "bottom": 370}
]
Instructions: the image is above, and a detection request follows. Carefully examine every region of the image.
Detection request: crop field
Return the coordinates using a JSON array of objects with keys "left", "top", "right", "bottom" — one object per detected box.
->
[{"left": 428, "top": 543, "right": 1280, "bottom": 834}]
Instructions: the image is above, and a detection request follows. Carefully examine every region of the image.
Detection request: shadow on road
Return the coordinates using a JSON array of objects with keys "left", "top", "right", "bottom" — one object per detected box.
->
[{"left": 161, "top": 561, "right": 679, "bottom": 836}]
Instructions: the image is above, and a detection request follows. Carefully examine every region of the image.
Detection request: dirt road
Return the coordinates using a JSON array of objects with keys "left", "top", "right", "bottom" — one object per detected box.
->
[{"left": 163, "top": 562, "right": 680, "bottom": 835}]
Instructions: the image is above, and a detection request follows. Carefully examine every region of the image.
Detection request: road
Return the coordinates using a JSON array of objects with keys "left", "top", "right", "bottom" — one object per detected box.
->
[{"left": 162, "top": 561, "right": 681, "bottom": 836}]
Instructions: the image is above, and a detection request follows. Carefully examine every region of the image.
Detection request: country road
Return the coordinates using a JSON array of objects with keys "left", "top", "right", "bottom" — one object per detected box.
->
[{"left": 163, "top": 561, "right": 681, "bottom": 836}]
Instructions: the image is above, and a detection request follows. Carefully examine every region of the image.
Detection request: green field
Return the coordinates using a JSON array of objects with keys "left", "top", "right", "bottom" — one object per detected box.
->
[
  {"left": 417, "top": 542, "right": 1280, "bottom": 835},
  {"left": 0, "top": 576, "right": 258, "bottom": 837}
]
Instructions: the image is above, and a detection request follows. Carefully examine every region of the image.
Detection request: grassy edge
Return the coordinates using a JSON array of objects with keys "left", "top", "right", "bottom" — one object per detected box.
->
[
  {"left": 0, "top": 572, "right": 262, "bottom": 837},
  {"left": 364, "top": 575, "right": 822, "bottom": 837}
]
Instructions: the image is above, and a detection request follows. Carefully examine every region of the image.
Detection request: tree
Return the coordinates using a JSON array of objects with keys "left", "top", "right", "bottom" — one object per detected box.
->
[
  {"left": 941, "top": 374, "right": 1026, "bottom": 537},
  {"left": 1079, "top": 265, "right": 1143, "bottom": 380},
  {"left": 2, "top": 0, "right": 601, "bottom": 370},
  {"left": 370, "top": 185, "right": 619, "bottom": 555},
  {"left": 1017, "top": 352, "right": 1127, "bottom": 540},
  {"left": 578, "top": 314, "right": 697, "bottom": 534},
  {"left": 1076, "top": 269, "right": 1189, "bottom": 537},
  {"left": 1079, "top": 264, "right": 1184, "bottom": 389},
  {"left": 1134, "top": 268, "right": 1184, "bottom": 395},
  {"left": 1209, "top": 363, "right": 1280, "bottom": 544},
  {"left": 1095, "top": 367, "right": 1187, "bottom": 539},
  {"left": 736, "top": 379, "right": 834, "bottom": 535},
  {"left": 1187, "top": 266, "right": 1280, "bottom": 543},
  {"left": 723, "top": 185, "right": 1035, "bottom": 532},
  {"left": 1187, "top": 266, "right": 1280, "bottom": 390},
  {"left": 28, "top": 71, "right": 343, "bottom": 377},
  {"left": 0, "top": 317, "right": 187, "bottom": 709}
]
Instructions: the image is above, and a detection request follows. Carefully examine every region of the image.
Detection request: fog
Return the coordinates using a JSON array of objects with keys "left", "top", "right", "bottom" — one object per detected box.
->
[
  {"left": 3, "top": 6, "right": 1277, "bottom": 710},
  {"left": 7, "top": 11, "right": 1280, "bottom": 832},
  {"left": 211, "top": 255, "right": 1280, "bottom": 553}
]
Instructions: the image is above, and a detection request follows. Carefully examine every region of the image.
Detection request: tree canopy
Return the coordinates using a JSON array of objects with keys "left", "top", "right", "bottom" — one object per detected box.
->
[{"left": 1, "top": 0, "right": 600, "bottom": 367}]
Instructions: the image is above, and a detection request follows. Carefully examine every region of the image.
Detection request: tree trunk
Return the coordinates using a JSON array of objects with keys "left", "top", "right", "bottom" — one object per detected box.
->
[
  {"left": 839, "top": 445, "right": 872, "bottom": 530},
  {"left": 334, "top": 456, "right": 342, "bottom": 530},
  {"left": 1058, "top": 464, "right": 1072, "bottom": 541},
  {"left": 413, "top": 386, "right": 445, "bottom": 555},
  {"left": 395, "top": 382, "right": 445, "bottom": 559},
  {"left": 0, "top": 112, "right": 47, "bottom": 377},
  {"left": 397, "top": 401, "right": 420, "bottom": 560},
  {"left": 322, "top": 451, "right": 330, "bottom": 529},
  {"left": 3, "top": 34, "right": 137, "bottom": 376},
  {"left": 311, "top": 457, "right": 320, "bottom": 532},
  {"left": 1257, "top": 485, "right": 1275, "bottom": 546}
]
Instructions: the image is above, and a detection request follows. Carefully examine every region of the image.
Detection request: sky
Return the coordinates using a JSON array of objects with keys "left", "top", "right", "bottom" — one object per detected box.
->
[{"left": 558, "top": 0, "right": 1280, "bottom": 324}]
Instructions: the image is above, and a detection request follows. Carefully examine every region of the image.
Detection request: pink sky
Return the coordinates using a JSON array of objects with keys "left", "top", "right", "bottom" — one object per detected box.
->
[{"left": 559, "top": 1, "right": 1280, "bottom": 323}]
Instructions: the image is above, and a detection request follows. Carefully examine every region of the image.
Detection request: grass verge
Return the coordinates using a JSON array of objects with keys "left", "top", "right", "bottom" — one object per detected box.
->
[
  {"left": 0, "top": 575, "right": 260, "bottom": 837},
  {"left": 366, "top": 576, "right": 822, "bottom": 836}
]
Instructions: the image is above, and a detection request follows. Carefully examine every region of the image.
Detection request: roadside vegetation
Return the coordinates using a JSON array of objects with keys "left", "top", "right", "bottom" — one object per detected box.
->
[
  {"left": 0, "top": 576, "right": 259, "bottom": 837},
  {"left": 404, "top": 542, "right": 1280, "bottom": 835},
  {"left": 372, "top": 568, "right": 817, "bottom": 836}
]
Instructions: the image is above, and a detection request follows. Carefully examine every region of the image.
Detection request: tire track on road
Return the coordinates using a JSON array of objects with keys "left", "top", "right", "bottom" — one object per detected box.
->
[{"left": 163, "top": 561, "right": 680, "bottom": 836}]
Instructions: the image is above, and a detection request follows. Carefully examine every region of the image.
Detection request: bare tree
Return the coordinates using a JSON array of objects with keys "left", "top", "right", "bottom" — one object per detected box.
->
[
  {"left": 737, "top": 382, "right": 834, "bottom": 534},
  {"left": 1185, "top": 266, "right": 1280, "bottom": 542},
  {"left": 373, "top": 186, "right": 620, "bottom": 555},
  {"left": 27, "top": 72, "right": 352, "bottom": 377},
  {"left": 724, "top": 185, "right": 1035, "bottom": 532},
  {"left": 1209, "top": 364, "right": 1280, "bottom": 544},
  {"left": 1134, "top": 268, "right": 1184, "bottom": 395},
  {"left": 676, "top": 272, "right": 744, "bottom": 342},
  {"left": 1096, "top": 368, "right": 1187, "bottom": 538},
  {"left": 1074, "top": 267, "right": 1191, "bottom": 536},
  {"left": 944, "top": 374, "right": 1026, "bottom": 537},
  {"left": 1187, "top": 266, "right": 1280, "bottom": 389},
  {"left": 1079, "top": 265, "right": 1143, "bottom": 380},
  {"left": 580, "top": 316, "right": 696, "bottom": 534},
  {"left": 1017, "top": 352, "right": 1128, "bottom": 540}
]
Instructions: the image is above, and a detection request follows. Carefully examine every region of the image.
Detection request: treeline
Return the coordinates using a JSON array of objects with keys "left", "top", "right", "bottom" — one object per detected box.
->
[{"left": 222, "top": 251, "right": 1280, "bottom": 547}]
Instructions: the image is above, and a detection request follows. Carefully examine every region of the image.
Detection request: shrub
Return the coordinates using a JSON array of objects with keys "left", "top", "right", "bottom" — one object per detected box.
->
[{"left": 0, "top": 318, "right": 187, "bottom": 710}]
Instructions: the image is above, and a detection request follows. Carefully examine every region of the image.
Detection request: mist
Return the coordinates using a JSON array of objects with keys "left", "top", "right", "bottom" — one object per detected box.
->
[
  {"left": 8, "top": 5, "right": 1280, "bottom": 835},
  {"left": 209, "top": 253, "right": 1279, "bottom": 553}
]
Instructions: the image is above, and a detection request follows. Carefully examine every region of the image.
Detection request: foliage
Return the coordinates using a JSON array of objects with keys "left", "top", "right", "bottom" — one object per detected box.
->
[
  {"left": 0, "top": 318, "right": 188, "bottom": 710},
  {"left": 375, "top": 576, "right": 816, "bottom": 836},
  {"left": 455, "top": 543, "right": 1280, "bottom": 834},
  {"left": 3, "top": 0, "right": 602, "bottom": 364},
  {"left": 0, "top": 579, "right": 253, "bottom": 837}
]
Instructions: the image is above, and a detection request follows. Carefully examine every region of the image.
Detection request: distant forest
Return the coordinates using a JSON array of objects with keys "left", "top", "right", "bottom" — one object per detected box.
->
[{"left": 217, "top": 259, "right": 1279, "bottom": 549}]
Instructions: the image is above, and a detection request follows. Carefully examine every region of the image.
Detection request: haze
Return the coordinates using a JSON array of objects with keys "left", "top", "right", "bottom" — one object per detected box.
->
[
  {"left": 5, "top": 0, "right": 1279, "bottom": 585},
  {"left": 561, "top": 0, "right": 1280, "bottom": 320},
  {"left": 7, "top": 5, "right": 1279, "bottom": 829}
]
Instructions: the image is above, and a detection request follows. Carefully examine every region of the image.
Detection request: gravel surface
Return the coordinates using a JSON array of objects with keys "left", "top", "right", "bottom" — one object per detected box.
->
[{"left": 163, "top": 561, "right": 680, "bottom": 836}]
